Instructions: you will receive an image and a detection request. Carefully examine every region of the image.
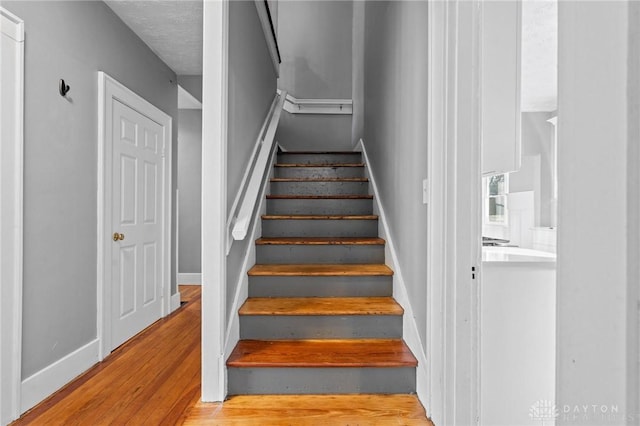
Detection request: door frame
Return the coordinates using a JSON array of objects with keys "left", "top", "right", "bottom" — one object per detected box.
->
[
  {"left": 426, "top": 0, "right": 482, "bottom": 424},
  {"left": 97, "top": 72, "right": 172, "bottom": 360},
  {"left": 201, "top": 0, "right": 229, "bottom": 402},
  {"left": 0, "top": 8, "right": 24, "bottom": 424}
]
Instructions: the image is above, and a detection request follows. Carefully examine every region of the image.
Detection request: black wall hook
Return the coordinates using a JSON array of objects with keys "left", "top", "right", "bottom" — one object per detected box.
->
[{"left": 59, "top": 79, "right": 70, "bottom": 96}]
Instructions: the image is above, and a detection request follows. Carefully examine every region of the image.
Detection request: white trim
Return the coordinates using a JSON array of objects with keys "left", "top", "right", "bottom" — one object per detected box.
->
[
  {"left": 226, "top": 95, "right": 279, "bottom": 253},
  {"left": 424, "top": 1, "right": 482, "bottom": 424},
  {"left": 447, "top": 1, "right": 483, "bottom": 423},
  {"left": 20, "top": 339, "right": 99, "bottom": 414},
  {"left": 426, "top": 0, "right": 447, "bottom": 422},
  {"left": 224, "top": 142, "right": 279, "bottom": 364},
  {"left": 170, "top": 292, "right": 182, "bottom": 313},
  {"left": 231, "top": 91, "right": 287, "bottom": 242},
  {"left": 201, "top": 0, "right": 229, "bottom": 402},
  {"left": 254, "top": 0, "right": 280, "bottom": 78},
  {"left": 176, "top": 189, "right": 180, "bottom": 296},
  {"left": 279, "top": 90, "right": 353, "bottom": 115},
  {"left": 0, "top": 8, "right": 24, "bottom": 424},
  {"left": 178, "top": 273, "right": 202, "bottom": 285},
  {"left": 0, "top": 8, "right": 23, "bottom": 41},
  {"left": 97, "top": 72, "right": 173, "bottom": 360},
  {"left": 355, "top": 140, "right": 430, "bottom": 405}
]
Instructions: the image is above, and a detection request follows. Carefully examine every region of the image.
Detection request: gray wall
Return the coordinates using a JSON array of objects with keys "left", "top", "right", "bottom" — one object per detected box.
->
[
  {"left": 3, "top": 1, "right": 178, "bottom": 379},
  {"left": 275, "top": 1, "right": 353, "bottom": 151},
  {"left": 359, "top": 1, "right": 429, "bottom": 347},
  {"left": 351, "top": 0, "right": 365, "bottom": 146},
  {"left": 178, "top": 110, "right": 202, "bottom": 273},
  {"left": 178, "top": 75, "right": 203, "bottom": 103},
  {"left": 226, "top": 1, "right": 278, "bottom": 321}
]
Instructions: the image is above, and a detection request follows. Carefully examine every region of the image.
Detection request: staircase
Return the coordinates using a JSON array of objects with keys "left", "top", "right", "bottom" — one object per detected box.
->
[{"left": 227, "top": 151, "right": 418, "bottom": 395}]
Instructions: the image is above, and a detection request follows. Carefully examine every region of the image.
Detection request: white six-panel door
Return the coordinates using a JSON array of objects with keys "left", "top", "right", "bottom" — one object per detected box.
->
[{"left": 110, "top": 99, "right": 164, "bottom": 349}]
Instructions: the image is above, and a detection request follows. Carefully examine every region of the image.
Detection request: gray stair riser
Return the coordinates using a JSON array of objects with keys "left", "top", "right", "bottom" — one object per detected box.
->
[
  {"left": 240, "top": 315, "right": 402, "bottom": 339},
  {"left": 262, "top": 219, "right": 378, "bottom": 238},
  {"left": 227, "top": 367, "right": 416, "bottom": 395},
  {"left": 271, "top": 181, "right": 369, "bottom": 196},
  {"left": 275, "top": 166, "right": 365, "bottom": 179},
  {"left": 256, "top": 244, "right": 384, "bottom": 264},
  {"left": 278, "top": 153, "right": 362, "bottom": 165},
  {"left": 248, "top": 275, "right": 393, "bottom": 298},
  {"left": 267, "top": 198, "right": 373, "bottom": 215},
  {"left": 227, "top": 151, "right": 414, "bottom": 398}
]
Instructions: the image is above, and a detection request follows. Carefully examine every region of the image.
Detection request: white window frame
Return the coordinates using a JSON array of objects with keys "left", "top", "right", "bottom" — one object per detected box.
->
[{"left": 483, "top": 173, "right": 509, "bottom": 227}]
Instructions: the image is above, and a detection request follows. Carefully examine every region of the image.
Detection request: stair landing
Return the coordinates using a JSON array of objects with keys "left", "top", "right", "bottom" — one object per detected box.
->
[{"left": 182, "top": 394, "right": 434, "bottom": 425}]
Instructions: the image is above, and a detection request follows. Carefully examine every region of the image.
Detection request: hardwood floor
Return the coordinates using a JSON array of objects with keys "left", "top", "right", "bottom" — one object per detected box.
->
[
  {"left": 11, "top": 285, "right": 432, "bottom": 425},
  {"left": 184, "top": 395, "right": 433, "bottom": 425},
  {"left": 12, "top": 285, "right": 202, "bottom": 426}
]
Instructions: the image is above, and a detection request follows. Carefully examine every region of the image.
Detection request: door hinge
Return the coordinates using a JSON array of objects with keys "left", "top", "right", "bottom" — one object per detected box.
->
[{"left": 471, "top": 266, "right": 476, "bottom": 280}]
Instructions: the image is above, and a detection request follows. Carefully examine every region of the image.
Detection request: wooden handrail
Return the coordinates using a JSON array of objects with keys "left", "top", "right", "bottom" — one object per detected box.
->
[{"left": 231, "top": 90, "right": 287, "bottom": 242}]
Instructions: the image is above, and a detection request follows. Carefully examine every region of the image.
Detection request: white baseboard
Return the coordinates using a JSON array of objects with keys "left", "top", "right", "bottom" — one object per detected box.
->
[
  {"left": 170, "top": 291, "right": 182, "bottom": 313},
  {"left": 21, "top": 339, "right": 99, "bottom": 414},
  {"left": 356, "top": 139, "right": 430, "bottom": 404},
  {"left": 178, "top": 273, "right": 202, "bottom": 285}
]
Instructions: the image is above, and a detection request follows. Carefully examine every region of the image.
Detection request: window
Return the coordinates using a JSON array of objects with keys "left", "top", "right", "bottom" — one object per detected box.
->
[{"left": 484, "top": 174, "right": 508, "bottom": 224}]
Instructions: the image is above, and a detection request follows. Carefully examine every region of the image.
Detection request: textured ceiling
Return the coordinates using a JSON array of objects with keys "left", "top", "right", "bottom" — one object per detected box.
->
[
  {"left": 105, "top": 0, "right": 203, "bottom": 75},
  {"left": 105, "top": 0, "right": 554, "bottom": 109},
  {"left": 521, "top": 0, "right": 557, "bottom": 112}
]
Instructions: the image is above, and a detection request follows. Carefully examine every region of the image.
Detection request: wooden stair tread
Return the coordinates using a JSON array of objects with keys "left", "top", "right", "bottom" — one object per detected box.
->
[
  {"left": 227, "top": 339, "right": 417, "bottom": 368},
  {"left": 256, "top": 237, "right": 385, "bottom": 245},
  {"left": 262, "top": 214, "right": 378, "bottom": 220},
  {"left": 266, "top": 194, "right": 373, "bottom": 200},
  {"left": 270, "top": 177, "right": 368, "bottom": 182},
  {"left": 239, "top": 297, "right": 403, "bottom": 316},
  {"left": 280, "top": 151, "right": 363, "bottom": 155},
  {"left": 183, "top": 394, "right": 432, "bottom": 424},
  {"left": 248, "top": 264, "right": 394, "bottom": 277},
  {"left": 275, "top": 163, "right": 365, "bottom": 168}
]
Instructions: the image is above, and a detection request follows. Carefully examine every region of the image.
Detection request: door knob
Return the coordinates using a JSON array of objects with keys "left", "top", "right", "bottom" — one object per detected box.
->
[{"left": 113, "top": 232, "right": 125, "bottom": 241}]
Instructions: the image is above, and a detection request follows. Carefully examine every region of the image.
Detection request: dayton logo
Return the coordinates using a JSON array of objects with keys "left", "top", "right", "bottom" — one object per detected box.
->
[{"left": 530, "top": 400, "right": 559, "bottom": 422}]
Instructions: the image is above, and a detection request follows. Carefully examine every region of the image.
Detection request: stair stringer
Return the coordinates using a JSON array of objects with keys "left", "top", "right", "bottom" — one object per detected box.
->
[
  {"left": 355, "top": 139, "right": 429, "bottom": 404},
  {"left": 223, "top": 142, "right": 281, "bottom": 388}
]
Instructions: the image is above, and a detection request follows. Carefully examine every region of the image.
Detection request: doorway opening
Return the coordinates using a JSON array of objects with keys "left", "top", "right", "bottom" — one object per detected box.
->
[{"left": 479, "top": 1, "right": 558, "bottom": 425}]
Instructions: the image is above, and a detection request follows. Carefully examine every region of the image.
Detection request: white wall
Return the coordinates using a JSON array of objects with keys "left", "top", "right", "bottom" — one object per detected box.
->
[
  {"left": 481, "top": 262, "right": 556, "bottom": 426},
  {"left": 556, "top": 2, "right": 638, "bottom": 424},
  {"left": 275, "top": 1, "right": 353, "bottom": 151},
  {"left": 2, "top": 0, "right": 178, "bottom": 381},
  {"left": 178, "top": 110, "right": 202, "bottom": 274},
  {"left": 510, "top": 112, "right": 555, "bottom": 226}
]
